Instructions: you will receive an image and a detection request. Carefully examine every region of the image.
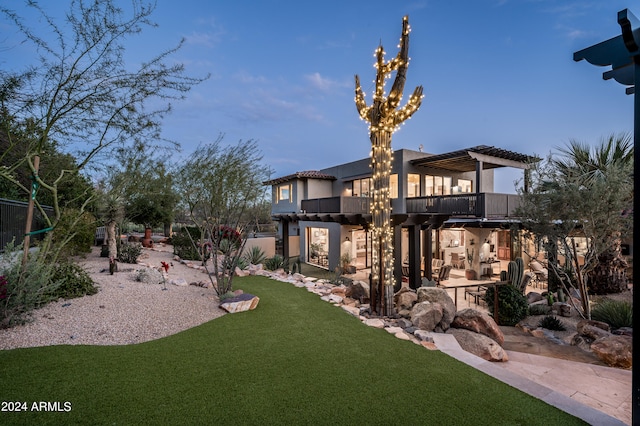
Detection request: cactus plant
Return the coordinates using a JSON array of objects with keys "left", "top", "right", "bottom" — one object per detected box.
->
[
  {"left": 500, "top": 270, "right": 508, "bottom": 281},
  {"left": 507, "top": 257, "right": 525, "bottom": 289}
]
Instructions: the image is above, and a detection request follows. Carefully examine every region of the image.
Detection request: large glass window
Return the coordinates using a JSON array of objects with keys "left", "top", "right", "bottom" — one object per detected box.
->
[
  {"left": 308, "top": 227, "right": 329, "bottom": 268},
  {"left": 352, "top": 178, "right": 371, "bottom": 197},
  {"left": 407, "top": 173, "right": 420, "bottom": 197},
  {"left": 278, "top": 184, "right": 291, "bottom": 202},
  {"left": 389, "top": 174, "right": 398, "bottom": 199},
  {"left": 425, "top": 175, "right": 452, "bottom": 195},
  {"left": 457, "top": 179, "right": 472, "bottom": 193}
]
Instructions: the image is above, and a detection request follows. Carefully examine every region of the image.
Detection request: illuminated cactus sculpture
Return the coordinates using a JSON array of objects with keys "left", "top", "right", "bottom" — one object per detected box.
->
[{"left": 354, "top": 15, "right": 424, "bottom": 315}]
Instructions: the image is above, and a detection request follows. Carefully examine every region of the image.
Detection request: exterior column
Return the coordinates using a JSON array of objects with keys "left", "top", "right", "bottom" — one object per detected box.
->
[{"left": 408, "top": 225, "right": 421, "bottom": 289}]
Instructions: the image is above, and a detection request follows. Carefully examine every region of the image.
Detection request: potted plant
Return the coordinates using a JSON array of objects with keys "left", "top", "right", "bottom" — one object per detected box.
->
[
  {"left": 465, "top": 247, "right": 477, "bottom": 280},
  {"left": 310, "top": 243, "right": 322, "bottom": 259},
  {"left": 340, "top": 252, "right": 356, "bottom": 274}
]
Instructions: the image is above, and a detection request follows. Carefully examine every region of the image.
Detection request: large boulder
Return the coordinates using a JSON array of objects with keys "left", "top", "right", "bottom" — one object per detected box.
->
[
  {"left": 591, "top": 335, "right": 632, "bottom": 369},
  {"left": 219, "top": 293, "right": 260, "bottom": 313},
  {"left": 577, "top": 319, "right": 611, "bottom": 333},
  {"left": 410, "top": 301, "right": 443, "bottom": 332},
  {"left": 446, "top": 328, "right": 509, "bottom": 362},
  {"left": 577, "top": 319, "right": 611, "bottom": 341},
  {"left": 394, "top": 288, "right": 417, "bottom": 311},
  {"left": 345, "top": 280, "right": 370, "bottom": 303},
  {"left": 451, "top": 308, "right": 504, "bottom": 345},
  {"left": 416, "top": 287, "right": 456, "bottom": 330}
]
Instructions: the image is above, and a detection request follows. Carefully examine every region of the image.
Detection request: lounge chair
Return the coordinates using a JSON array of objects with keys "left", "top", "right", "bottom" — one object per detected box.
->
[
  {"left": 465, "top": 285, "right": 487, "bottom": 307},
  {"left": 529, "top": 260, "right": 548, "bottom": 288},
  {"left": 519, "top": 272, "right": 534, "bottom": 294},
  {"left": 434, "top": 265, "right": 453, "bottom": 286}
]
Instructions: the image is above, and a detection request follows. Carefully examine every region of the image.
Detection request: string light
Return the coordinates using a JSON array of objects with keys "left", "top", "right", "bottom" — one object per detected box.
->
[{"left": 353, "top": 15, "right": 424, "bottom": 314}]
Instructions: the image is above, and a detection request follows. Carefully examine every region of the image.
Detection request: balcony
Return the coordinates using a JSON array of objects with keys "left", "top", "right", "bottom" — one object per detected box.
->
[
  {"left": 299, "top": 193, "right": 521, "bottom": 219},
  {"left": 406, "top": 193, "right": 522, "bottom": 218},
  {"left": 301, "top": 196, "right": 370, "bottom": 214}
]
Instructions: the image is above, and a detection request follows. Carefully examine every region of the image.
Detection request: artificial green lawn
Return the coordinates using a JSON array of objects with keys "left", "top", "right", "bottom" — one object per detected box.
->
[{"left": 0, "top": 275, "right": 585, "bottom": 425}]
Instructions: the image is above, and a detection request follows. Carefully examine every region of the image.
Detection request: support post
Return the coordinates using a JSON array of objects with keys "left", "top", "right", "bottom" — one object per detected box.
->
[{"left": 21, "top": 155, "right": 40, "bottom": 267}]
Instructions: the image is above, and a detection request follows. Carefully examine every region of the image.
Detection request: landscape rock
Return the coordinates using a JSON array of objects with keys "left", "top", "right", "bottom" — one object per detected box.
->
[
  {"left": 446, "top": 328, "right": 508, "bottom": 362},
  {"left": 577, "top": 319, "right": 611, "bottom": 333},
  {"left": 451, "top": 308, "right": 504, "bottom": 345},
  {"left": 526, "top": 292, "right": 544, "bottom": 304},
  {"left": 577, "top": 320, "right": 611, "bottom": 341},
  {"left": 341, "top": 305, "right": 360, "bottom": 316},
  {"left": 170, "top": 277, "right": 188, "bottom": 287},
  {"left": 364, "top": 318, "right": 385, "bottom": 329},
  {"left": 234, "top": 267, "right": 249, "bottom": 277},
  {"left": 551, "top": 302, "right": 572, "bottom": 317},
  {"left": 413, "top": 329, "right": 435, "bottom": 343},
  {"left": 591, "top": 335, "right": 632, "bottom": 369},
  {"left": 394, "top": 288, "right": 417, "bottom": 310},
  {"left": 410, "top": 301, "right": 443, "bottom": 332},
  {"left": 219, "top": 293, "right": 260, "bottom": 314},
  {"left": 416, "top": 287, "right": 456, "bottom": 330},
  {"left": 346, "top": 280, "right": 369, "bottom": 302}
]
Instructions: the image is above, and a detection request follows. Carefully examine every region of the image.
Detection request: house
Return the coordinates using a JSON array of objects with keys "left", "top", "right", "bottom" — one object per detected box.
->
[{"left": 264, "top": 145, "right": 537, "bottom": 289}]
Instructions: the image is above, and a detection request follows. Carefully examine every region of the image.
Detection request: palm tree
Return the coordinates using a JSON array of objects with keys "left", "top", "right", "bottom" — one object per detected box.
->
[{"left": 553, "top": 133, "right": 633, "bottom": 294}]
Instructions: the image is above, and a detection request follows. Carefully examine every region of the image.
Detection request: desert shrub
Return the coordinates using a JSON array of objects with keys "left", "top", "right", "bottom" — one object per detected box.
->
[
  {"left": 243, "top": 246, "right": 266, "bottom": 265},
  {"left": 538, "top": 315, "right": 566, "bottom": 331},
  {"left": 51, "top": 208, "right": 96, "bottom": 257},
  {"left": 118, "top": 242, "right": 142, "bottom": 264},
  {"left": 484, "top": 284, "right": 529, "bottom": 326},
  {"left": 263, "top": 255, "right": 288, "bottom": 271},
  {"left": 47, "top": 262, "right": 97, "bottom": 299},
  {"left": 171, "top": 227, "right": 202, "bottom": 261},
  {"left": 591, "top": 298, "right": 632, "bottom": 329},
  {"left": 528, "top": 304, "right": 551, "bottom": 316},
  {"left": 0, "top": 243, "right": 57, "bottom": 328}
]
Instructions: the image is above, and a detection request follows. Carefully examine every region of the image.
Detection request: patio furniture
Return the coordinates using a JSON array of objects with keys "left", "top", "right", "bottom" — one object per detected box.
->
[
  {"left": 434, "top": 265, "right": 453, "bottom": 286},
  {"left": 465, "top": 285, "right": 488, "bottom": 307},
  {"left": 402, "top": 265, "right": 410, "bottom": 277},
  {"left": 451, "top": 253, "right": 465, "bottom": 269},
  {"left": 431, "top": 258, "right": 444, "bottom": 274},
  {"left": 529, "top": 260, "right": 548, "bottom": 288},
  {"left": 518, "top": 272, "right": 534, "bottom": 294}
]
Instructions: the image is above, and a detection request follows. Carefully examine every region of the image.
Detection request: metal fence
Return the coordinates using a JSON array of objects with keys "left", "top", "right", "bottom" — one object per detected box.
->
[{"left": 0, "top": 198, "right": 54, "bottom": 251}]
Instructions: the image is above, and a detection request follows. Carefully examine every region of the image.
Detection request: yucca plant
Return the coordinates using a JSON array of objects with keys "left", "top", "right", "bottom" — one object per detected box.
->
[{"left": 590, "top": 298, "right": 632, "bottom": 329}]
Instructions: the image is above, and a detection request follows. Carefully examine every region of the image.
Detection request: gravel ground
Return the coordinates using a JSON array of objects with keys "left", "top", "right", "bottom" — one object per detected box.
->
[{"left": 0, "top": 245, "right": 226, "bottom": 350}]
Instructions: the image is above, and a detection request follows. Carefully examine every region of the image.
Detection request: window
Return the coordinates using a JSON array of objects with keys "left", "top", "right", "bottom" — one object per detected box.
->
[
  {"left": 389, "top": 174, "right": 398, "bottom": 199},
  {"left": 453, "top": 179, "right": 472, "bottom": 193},
  {"left": 352, "top": 178, "right": 372, "bottom": 197},
  {"left": 278, "top": 184, "right": 291, "bottom": 202},
  {"left": 425, "top": 175, "right": 452, "bottom": 195},
  {"left": 407, "top": 174, "right": 420, "bottom": 197}
]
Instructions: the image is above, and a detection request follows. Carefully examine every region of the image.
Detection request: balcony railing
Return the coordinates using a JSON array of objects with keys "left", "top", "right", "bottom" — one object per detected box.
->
[
  {"left": 300, "top": 193, "right": 521, "bottom": 218},
  {"left": 406, "top": 193, "right": 521, "bottom": 218},
  {"left": 301, "top": 196, "right": 370, "bottom": 214}
]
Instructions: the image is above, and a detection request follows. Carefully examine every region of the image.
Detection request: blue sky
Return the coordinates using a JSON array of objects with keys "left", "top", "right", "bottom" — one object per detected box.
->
[{"left": 1, "top": 1, "right": 635, "bottom": 192}]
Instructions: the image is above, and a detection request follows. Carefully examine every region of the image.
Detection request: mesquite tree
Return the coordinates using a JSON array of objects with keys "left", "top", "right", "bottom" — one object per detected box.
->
[
  {"left": 354, "top": 16, "right": 423, "bottom": 315},
  {"left": 175, "top": 137, "right": 272, "bottom": 297},
  {"left": 0, "top": 0, "right": 206, "bottom": 264}
]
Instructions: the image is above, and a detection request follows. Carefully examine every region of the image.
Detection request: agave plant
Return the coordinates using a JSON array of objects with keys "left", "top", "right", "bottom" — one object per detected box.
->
[{"left": 243, "top": 246, "right": 266, "bottom": 265}]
